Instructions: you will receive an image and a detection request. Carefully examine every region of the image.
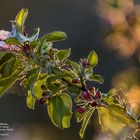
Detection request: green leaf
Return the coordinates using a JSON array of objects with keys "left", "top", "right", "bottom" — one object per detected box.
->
[
  {"left": 35, "top": 73, "right": 47, "bottom": 92},
  {"left": 34, "top": 81, "right": 44, "bottom": 99},
  {"left": 30, "top": 39, "right": 40, "bottom": 48},
  {"left": 84, "top": 67, "right": 93, "bottom": 78},
  {"left": 4, "top": 38, "right": 21, "bottom": 46},
  {"left": 0, "top": 52, "right": 7, "bottom": 59},
  {"left": 53, "top": 68, "right": 73, "bottom": 79},
  {"left": 0, "top": 53, "right": 14, "bottom": 65},
  {"left": 38, "top": 73, "right": 47, "bottom": 80},
  {"left": 47, "top": 96, "right": 65, "bottom": 128},
  {"left": 24, "top": 67, "right": 40, "bottom": 108},
  {"left": 102, "top": 89, "right": 118, "bottom": 105},
  {"left": 28, "top": 76, "right": 47, "bottom": 105},
  {"left": 37, "top": 40, "right": 52, "bottom": 55},
  {"left": 42, "top": 42, "right": 53, "bottom": 55},
  {"left": 76, "top": 108, "right": 93, "bottom": 123},
  {"left": 98, "top": 106, "right": 137, "bottom": 134},
  {"left": 87, "top": 51, "right": 98, "bottom": 67},
  {"left": 109, "top": 105, "right": 137, "bottom": 128},
  {"left": 26, "top": 76, "right": 47, "bottom": 110},
  {"left": 47, "top": 82, "right": 62, "bottom": 94},
  {"left": 60, "top": 94, "right": 72, "bottom": 128},
  {"left": 26, "top": 90, "right": 36, "bottom": 110},
  {"left": 107, "top": 89, "right": 118, "bottom": 96},
  {"left": 25, "top": 67, "right": 40, "bottom": 90},
  {"left": 103, "top": 96, "right": 116, "bottom": 105},
  {"left": 98, "top": 107, "right": 125, "bottom": 134},
  {"left": 46, "top": 75, "right": 57, "bottom": 84},
  {"left": 0, "top": 54, "right": 16, "bottom": 77},
  {"left": 79, "top": 109, "right": 94, "bottom": 138},
  {"left": 89, "top": 74, "right": 104, "bottom": 84},
  {"left": 0, "top": 66, "right": 23, "bottom": 97},
  {"left": 66, "top": 60, "right": 80, "bottom": 74},
  {"left": 0, "top": 54, "right": 23, "bottom": 96},
  {"left": 57, "top": 49, "right": 71, "bottom": 61},
  {"left": 76, "top": 111, "right": 85, "bottom": 123},
  {"left": 67, "top": 86, "right": 81, "bottom": 94},
  {"left": 15, "top": 9, "right": 28, "bottom": 32},
  {"left": 42, "top": 31, "right": 67, "bottom": 42},
  {"left": 47, "top": 94, "right": 72, "bottom": 128},
  {"left": 26, "top": 75, "right": 47, "bottom": 110}
]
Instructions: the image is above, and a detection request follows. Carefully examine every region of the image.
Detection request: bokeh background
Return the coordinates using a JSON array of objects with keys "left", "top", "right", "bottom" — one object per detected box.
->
[{"left": 0, "top": 0, "right": 140, "bottom": 140}]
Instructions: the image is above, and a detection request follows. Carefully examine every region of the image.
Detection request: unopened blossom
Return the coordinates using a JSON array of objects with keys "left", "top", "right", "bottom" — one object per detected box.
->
[
  {"left": 0, "top": 30, "right": 10, "bottom": 51},
  {"left": 76, "top": 106, "right": 85, "bottom": 114},
  {"left": 0, "top": 30, "right": 10, "bottom": 40},
  {"left": 80, "top": 58, "right": 90, "bottom": 68}
]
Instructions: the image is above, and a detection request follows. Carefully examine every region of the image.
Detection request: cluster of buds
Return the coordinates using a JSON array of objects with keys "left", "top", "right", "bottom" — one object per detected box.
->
[
  {"left": 80, "top": 58, "right": 90, "bottom": 68},
  {"left": 76, "top": 87, "right": 102, "bottom": 114},
  {"left": 39, "top": 84, "right": 50, "bottom": 104}
]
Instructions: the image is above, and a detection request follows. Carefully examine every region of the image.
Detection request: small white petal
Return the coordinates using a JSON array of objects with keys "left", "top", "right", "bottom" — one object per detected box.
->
[{"left": 0, "top": 30, "right": 10, "bottom": 40}]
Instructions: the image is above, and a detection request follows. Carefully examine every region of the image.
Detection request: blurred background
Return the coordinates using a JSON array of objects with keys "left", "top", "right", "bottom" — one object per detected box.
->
[{"left": 0, "top": 0, "right": 140, "bottom": 140}]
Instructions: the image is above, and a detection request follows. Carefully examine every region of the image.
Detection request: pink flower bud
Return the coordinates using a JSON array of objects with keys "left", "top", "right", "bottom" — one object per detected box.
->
[
  {"left": 81, "top": 91, "right": 90, "bottom": 100},
  {"left": 0, "top": 30, "right": 10, "bottom": 40},
  {"left": 88, "top": 87, "right": 95, "bottom": 93},
  {"left": 95, "top": 91, "right": 101, "bottom": 99},
  {"left": 23, "top": 31, "right": 28, "bottom": 37},
  {"left": 0, "top": 43, "right": 10, "bottom": 51},
  {"left": 90, "top": 101, "right": 97, "bottom": 107},
  {"left": 22, "top": 44, "right": 31, "bottom": 52},
  {"left": 0, "top": 30, "right": 10, "bottom": 51},
  {"left": 39, "top": 98, "right": 46, "bottom": 104},
  {"left": 42, "top": 91, "right": 50, "bottom": 97},
  {"left": 76, "top": 106, "right": 85, "bottom": 114},
  {"left": 72, "top": 78, "right": 79, "bottom": 84},
  {"left": 80, "top": 58, "right": 90, "bottom": 68}
]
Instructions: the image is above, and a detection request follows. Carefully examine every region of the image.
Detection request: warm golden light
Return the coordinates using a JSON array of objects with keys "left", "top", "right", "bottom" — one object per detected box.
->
[{"left": 97, "top": 0, "right": 140, "bottom": 58}]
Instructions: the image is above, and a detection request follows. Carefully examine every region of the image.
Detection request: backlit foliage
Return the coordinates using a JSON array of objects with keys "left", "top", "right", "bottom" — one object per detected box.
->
[{"left": 0, "top": 9, "right": 139, "bottom": 139}]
